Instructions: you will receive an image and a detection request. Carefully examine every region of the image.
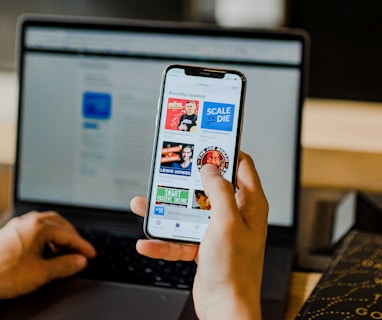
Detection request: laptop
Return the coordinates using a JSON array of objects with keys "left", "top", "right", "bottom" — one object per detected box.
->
[{"left": 3, "top": 15, "right": 308, "bottom": 320}]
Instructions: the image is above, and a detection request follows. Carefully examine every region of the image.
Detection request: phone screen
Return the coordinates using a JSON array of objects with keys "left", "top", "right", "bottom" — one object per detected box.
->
[{"left": 144, "top": 65, "right": 246, "bottom": 243}]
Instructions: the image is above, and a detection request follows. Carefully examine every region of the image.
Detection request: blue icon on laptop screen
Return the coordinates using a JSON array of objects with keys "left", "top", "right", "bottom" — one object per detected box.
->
[{"left": 83, "top": 92, "right": 112, "bottom": 120}]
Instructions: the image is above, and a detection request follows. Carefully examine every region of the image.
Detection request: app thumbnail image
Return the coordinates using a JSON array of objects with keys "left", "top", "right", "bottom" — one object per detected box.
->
[
  {"left": 197, "top": 146, "right": 229, "bottom": 175},
  {"left": 153, "top": 206, "right": 165, "bottom": 216},
  {"left": 159, "top": 141, "right": 194, "bottom": 177},
  {"left": 201, "top": 101, "right": 235, "bottom": 132},
  {"left": 192, "top": 189, "right": 211, "bottom": 211},
  {"left": 165, "top": 98, "right": 199, "bottom": 132},
  {"left": 82, "top": 92, "right": 112, "bottom": 120},
  {"left": 155, "top": 185, "right": 189, "bottom": 207}
]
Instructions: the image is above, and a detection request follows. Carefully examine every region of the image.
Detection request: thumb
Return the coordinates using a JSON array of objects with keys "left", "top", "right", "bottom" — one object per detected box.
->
[
  {"left": 44, "top": 254, "right": 88, "bottom": 281},
  {"left": 200, "top": 164, "right": 239, "bottom": 220}
]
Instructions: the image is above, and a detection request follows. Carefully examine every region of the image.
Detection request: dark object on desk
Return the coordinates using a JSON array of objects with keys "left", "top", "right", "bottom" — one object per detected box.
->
[
  {"left": 296, "top": 189, "right": 382, "bottom": 272},
  {"left": 353, "top": 192, "right": 382, "bottom": 234},
  {"left": 330, "top": 191, "right": 382, "bottom": 246},
  {"left": 296, "top": 229, "right": 382, "bottom": 319}
]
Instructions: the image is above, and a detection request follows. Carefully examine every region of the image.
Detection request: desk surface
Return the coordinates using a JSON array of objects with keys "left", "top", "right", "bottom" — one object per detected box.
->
[{"left": 284, "top": 272, "right": 322, "bottom": 320}]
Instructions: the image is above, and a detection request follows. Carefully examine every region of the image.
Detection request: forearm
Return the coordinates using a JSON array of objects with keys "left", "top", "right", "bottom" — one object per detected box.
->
[
  {"left": 203, "top": 296, "right": 261, "bottom": 320},
  {"left": 200, "top": 292, "right": 261, "bottom": 320}
]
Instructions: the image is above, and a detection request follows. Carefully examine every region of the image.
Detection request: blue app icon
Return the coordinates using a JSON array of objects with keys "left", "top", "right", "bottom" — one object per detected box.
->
[
  {"left": 154, "top": 206, "right": 165, "bottom": 216},
  {"left": 83, "top": 92, "right": 112, "bottom": 120},
  {"left": 201, "top": 101, "right": 235, "bottom": 131}
]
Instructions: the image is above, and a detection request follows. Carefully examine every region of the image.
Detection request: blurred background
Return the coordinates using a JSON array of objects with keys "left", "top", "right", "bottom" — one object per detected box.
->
[{"left": 1, "top": 0, "right": 381, "bottom": 102}]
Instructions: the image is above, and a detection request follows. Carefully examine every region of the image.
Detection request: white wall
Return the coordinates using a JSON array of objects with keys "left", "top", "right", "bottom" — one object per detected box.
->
[{"left": 214, "top": 0, "right": 286, "bottom": 27}]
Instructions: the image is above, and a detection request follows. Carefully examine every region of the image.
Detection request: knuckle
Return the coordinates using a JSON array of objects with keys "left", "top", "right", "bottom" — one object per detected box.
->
[{"left": 28, "top": 214, "right": 48, "bottom": 231}]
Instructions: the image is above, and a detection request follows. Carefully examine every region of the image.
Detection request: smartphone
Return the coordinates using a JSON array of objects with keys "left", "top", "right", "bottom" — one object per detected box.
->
[{"left": 144, "top": 64, "right": 246, "bottom": 243}]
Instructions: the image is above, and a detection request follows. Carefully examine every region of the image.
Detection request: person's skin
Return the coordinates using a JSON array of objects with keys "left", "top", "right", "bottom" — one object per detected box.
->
[
  {"left": 206, "top": 150, "right": 221, "bottom": 168},
  {"left": 0, "top": 211, "right": 96, "bottom": 299},
  {"left": 131, "top": 151, "right": 268, "bottom": 319},
  {"left": 185, "top": 101, "right": 196, "bottom": 115},
  {"left": 180, "top": 146, "right": 192, "bottom": 168}
]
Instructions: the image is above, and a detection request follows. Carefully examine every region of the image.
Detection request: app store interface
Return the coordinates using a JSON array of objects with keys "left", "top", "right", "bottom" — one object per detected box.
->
[
  {"left": 20, "top": 56, "right": 161, "bottom": 210},
  {"left": 147, "top": 67, "right": 243, "bottom": 241}
]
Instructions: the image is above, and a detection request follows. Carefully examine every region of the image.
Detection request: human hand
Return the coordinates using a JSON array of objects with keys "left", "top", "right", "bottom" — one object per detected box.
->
[
  {"left": 0, "top": 211, "right": 96, "bottom": 299},
  {"left": 130, "top": 151, "right": 268, "bottom": 319}
]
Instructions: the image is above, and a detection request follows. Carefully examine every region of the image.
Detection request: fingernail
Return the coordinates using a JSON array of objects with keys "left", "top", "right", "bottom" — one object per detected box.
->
[{"left": 201, "top": 164, "right": 219, "bottom": 175}]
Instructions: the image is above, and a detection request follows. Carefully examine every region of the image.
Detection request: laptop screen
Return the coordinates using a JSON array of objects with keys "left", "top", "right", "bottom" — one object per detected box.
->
[{"left": 16, "top": 17, "right": 307, "bottom": 228}]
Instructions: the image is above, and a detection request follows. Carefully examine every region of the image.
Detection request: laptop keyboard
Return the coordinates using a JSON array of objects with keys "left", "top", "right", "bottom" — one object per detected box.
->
[{"left": 76, "top": 227, "right": 197, "bottom": 290}]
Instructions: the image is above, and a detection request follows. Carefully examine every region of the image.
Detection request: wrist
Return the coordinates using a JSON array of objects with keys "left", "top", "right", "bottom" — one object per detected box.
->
[{"left": 202, "top": 291, "right": 261, "bottom": 320}]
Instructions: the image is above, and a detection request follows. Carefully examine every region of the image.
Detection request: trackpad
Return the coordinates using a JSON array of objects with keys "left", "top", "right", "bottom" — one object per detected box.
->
[{"left": 3, "top": 278, "right": 196, "bottom": 320}]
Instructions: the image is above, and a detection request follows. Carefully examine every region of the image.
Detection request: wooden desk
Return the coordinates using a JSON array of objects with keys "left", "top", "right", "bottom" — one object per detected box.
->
[{"left": 284, "top": 272, "right": 322, "bottom": 320}]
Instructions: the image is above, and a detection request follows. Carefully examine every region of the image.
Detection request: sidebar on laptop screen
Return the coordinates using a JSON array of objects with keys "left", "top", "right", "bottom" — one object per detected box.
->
[{"left": 18, "top": 23, "right": 303, "bottom": 227}]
